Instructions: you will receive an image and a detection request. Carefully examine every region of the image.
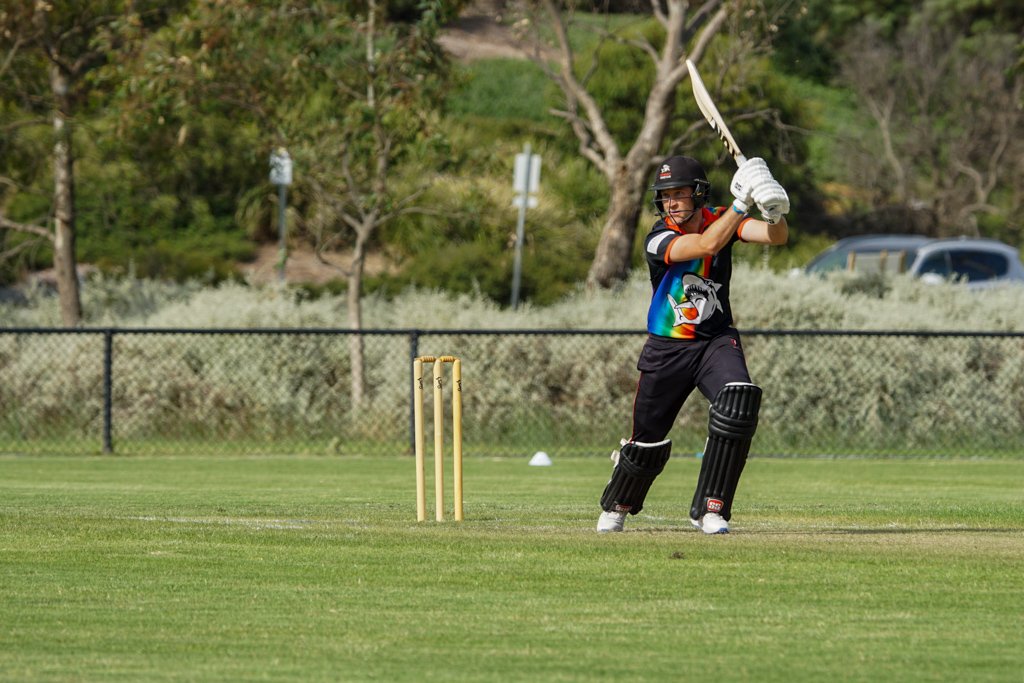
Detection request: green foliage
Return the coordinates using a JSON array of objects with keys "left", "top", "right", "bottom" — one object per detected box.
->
[
  {"left": 774, "top": 75, "right": 861, "bottom": 184},
  {"left": 0, "top": 0, "right": 248, "bottom": 284},
  {"left": 832, "top": 17, "right": 1023, "bottom": 238},
  {"left": 0, "top": 106, "right": 50, "bottom": 188},
  {"left": 542, "top": 154, "right": 609, "bottom": 224},
  {"left": 76, "top": 115, "right": 260, "bottom": 278},
  {"left": 772, "top": 0, "right": 1024, "bottom": 81},
  {"left": 446, "top": 59, "right": 554, "bottom": 121},
  {"left": 574, "top": 19, "right": 658, "bottom": 149},
  {"left": 2, "top": 1, "right": 1019, "bottom": 304},
  {"left": 366, "top": 83, "right": 609, "bottom": 304},
  {"left": 770, "top": 0, "right": 840, "bottom": 82},
  {"left": 119, "top": 231, "right": 255, "bottom": 282},
  {"left": 374, "top": 220, "right": 595, "bottom": 306},
  {"left": 368, "top": 161, "right": 598, "bottom": 305},
  {"left": 381, "top": 0, "right": 471, "bottom": 24},
  {"left": 921, "top": 0, "right": 1024, "bottom": 35}
]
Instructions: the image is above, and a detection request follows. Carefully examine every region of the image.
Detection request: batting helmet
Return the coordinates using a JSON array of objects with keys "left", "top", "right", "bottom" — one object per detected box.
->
[{"left": 651, "top": 155, "right": 711, "bottom": 217}]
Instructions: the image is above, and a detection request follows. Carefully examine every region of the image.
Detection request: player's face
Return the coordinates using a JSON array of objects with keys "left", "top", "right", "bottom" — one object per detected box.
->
[{"left": 661, "top": 187, "right": 698, "bottom": 225}]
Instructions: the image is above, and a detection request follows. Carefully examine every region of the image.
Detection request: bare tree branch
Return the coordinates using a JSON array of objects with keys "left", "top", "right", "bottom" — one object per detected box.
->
[
  {"left": 539, "top": 0, "right": 622, "bottom": 174},
  {"left": 0, "top": 34, "right": 23, "bottom": 81},
  {"left": 0, "top": 236, "right": 45, "bottom": 261},
  {"left": 686, "top": 4, "right": 728, "bottom": 73},
  {"left": 0, "top": 214, "right": 52, "bottom": 241},
  {"left": 686, "top": 0, "right": 722, "bottom": 35},
  {"left": 662, "top": 119, "right": 710, "bottom": 157},
  {"left": 863, "top": 92, "right": 906, "bottom": 201},
  {"left": 838, "top": 19, "right": 1022, "bottom": 236},
  {"left": 0, "top": 117, "right": 49, "bottom": 132},
  {"left": 650, "top": 0, "right": 667, "bottom": 25}
]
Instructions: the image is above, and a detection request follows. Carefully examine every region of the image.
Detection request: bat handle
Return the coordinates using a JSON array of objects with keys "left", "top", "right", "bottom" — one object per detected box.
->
[{"left": 735, "top": 154, "right": 747, "bottom": 165}]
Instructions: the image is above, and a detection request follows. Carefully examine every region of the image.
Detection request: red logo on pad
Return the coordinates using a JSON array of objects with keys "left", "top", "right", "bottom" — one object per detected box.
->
[{"left": 707, "top": 499, "right": 724, "bottom": 512}]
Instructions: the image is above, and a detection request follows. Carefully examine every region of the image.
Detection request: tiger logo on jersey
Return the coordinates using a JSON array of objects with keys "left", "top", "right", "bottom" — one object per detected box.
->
[{"left": 667, "top": 273, "right": 723, "bottom": 327}]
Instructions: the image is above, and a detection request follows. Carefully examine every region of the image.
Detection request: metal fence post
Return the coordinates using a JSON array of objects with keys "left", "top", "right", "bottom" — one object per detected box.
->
[
  {"left": 409, "top": 329, "right": 420, "bottom": 454},
  {"left": 102, "top": 329, "right": 113, "bottom": 454}
]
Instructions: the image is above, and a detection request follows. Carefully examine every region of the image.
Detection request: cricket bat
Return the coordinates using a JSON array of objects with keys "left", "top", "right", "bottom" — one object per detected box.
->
[{"left": 686, "top": 59, "right": 747, "bottom": 165}]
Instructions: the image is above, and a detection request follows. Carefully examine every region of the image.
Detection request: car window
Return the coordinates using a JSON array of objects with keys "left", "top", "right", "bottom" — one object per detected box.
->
[
  {"left": 854, "top": 249, "right": 915, "bottom": 274},
  {"left": 806, "top": 250, "right": 850, "bottom": 273},
  {"left": 917, "top": 251, "right": 950, "bottom": 276},
  {"left": 898, "top": 250, "right": 919, "bottom": 271},
  {"left": 809, "top": 249, "right": 917, "bottom": 274},
  {"left": 949, "top": 249, "right": 1009, "bottom": 281}
]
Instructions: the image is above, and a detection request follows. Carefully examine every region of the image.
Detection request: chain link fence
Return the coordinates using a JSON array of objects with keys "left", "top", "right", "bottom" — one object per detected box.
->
[{"left": 2, "top": 328, "right": 1022, "bottom": 458}]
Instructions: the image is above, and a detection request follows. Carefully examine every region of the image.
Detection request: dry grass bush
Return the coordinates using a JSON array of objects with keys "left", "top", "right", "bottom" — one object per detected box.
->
[
  {"left": 4, "top": 265, "right": 1023, "bottom": 331},
  {"left": 2, "top": 268, "right": 1022, "bottom": 455},
  {"left": 0, "top": 333, "right": 105, "bottom": 438}
]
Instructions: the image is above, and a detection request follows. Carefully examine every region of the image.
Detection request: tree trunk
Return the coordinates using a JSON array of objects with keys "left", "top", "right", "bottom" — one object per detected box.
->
[
  {"left": 586, "top": 165, "right": 647, "bottom": 288},
  {"left": 526, "top": 0, "right": 734, "bottom": 289},
  {"left": 346, "top": 228, "right": 368, "bottom": 411},
  {"left": 50, "top": 64, "right": 82, "bottom": 327}
]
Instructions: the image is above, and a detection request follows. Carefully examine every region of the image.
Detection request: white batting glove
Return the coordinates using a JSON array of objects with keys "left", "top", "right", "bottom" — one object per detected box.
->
[
  {"left": 730, "top": 157, "right": 770, "bottom": 213},
  {"left": 752, "top": 180, "right": 790, "bottom": 225},
  {"left": 762, "top": 207, "right": 783, "bottom": 224}
]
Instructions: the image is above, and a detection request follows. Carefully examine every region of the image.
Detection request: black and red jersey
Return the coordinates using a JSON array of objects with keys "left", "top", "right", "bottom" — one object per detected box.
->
[{"left": 643, "top": 206, "right": 753, "bottom": 340}]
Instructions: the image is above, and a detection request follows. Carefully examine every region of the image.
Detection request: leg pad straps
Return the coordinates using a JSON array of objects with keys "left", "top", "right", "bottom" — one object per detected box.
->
[{"left": 600, "top": 439, "right": 672, "bottom": 515}]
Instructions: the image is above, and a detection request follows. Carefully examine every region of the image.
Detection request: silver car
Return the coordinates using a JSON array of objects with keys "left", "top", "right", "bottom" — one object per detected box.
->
[{"left": 804, "top": 235, "right": 1024, "bottom": 288}]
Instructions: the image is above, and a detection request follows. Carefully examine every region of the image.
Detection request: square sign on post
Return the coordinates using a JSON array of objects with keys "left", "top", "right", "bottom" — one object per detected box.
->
[
  {"left": 513, "top": 150, "right": 541, "bottom": 198},
  {"left": 269, "top": 148, "right": 293, "bottom": 186}
]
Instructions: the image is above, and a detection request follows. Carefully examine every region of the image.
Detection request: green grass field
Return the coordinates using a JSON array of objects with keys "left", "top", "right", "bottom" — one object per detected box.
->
[{"left": 2, "top": 455, "right": 1022, "bottom": 682}]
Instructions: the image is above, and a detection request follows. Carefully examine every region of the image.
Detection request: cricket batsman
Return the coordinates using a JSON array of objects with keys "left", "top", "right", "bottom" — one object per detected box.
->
[{"left": 597, "top": 154, "right": 789, "bottom": 534}]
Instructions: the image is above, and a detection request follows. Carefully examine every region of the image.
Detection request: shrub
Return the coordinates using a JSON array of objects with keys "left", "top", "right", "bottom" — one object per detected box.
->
[{"left": 3, "top": 269, "right": 1023, "bottom": 456}]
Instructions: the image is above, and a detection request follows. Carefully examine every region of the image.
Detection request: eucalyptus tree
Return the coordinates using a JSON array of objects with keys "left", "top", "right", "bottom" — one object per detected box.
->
[
  {"left": 119, "top": 0, "right": 453, "bottom": 408},
  {"left": 303, "top": 0, "right": 451, "bottom": 408},
  {"left": 511, "top": 0, "right": 781, "bottom": 288},
  {"left": 0, "top": 1, "right": 185, "bottom": 325}
]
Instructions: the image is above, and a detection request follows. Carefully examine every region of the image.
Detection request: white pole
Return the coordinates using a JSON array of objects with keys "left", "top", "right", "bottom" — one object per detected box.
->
[
  {"left": 277, "top": 183, "right": 287, "bottom": 282},
  {"left": 511, "top": 143, "right": 531, "bottom": 309}
]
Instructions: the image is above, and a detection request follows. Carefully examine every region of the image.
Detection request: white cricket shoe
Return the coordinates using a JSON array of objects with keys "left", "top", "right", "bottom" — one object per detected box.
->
[
  {"left": 700, "top": 512, "right": 729, "bottom": 535},
  {"left": 689, "top": 517, "right": 702, "bottom": 531},
  {"left": 597, "top": 510, "right": 627, "bottom": 533}
]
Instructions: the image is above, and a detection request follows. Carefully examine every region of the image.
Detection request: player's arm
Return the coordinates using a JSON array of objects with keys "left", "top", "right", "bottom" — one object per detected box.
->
[
  {"left": 737, "top": 215, "right": 788, "bottom": 246},
  {"left": 666, "top": 210, "right": 743, "bottom": 262}
]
